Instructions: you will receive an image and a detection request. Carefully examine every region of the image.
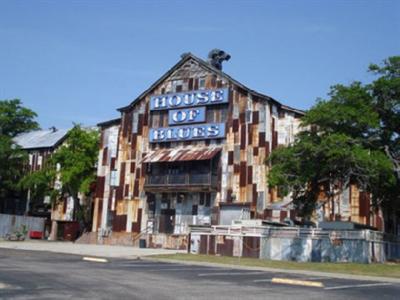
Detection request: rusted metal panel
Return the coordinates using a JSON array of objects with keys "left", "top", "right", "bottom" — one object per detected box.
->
[
  {"left": 137, "top": 114, "right": 144, "bottom": 135},
  {"left": 258, "top": 132, "right": 266, "bottom": 147},
  {"left": 280, "top": 210, "right": 288, "bottom": 221},
  {"left": 253, "top": 146, "right": 259, "bottom": 156},
  {"left": 119, "top": 162, "right": 126, "bottom": 189},
  {"left": 132, "top": 208, "right": 142, "bottom": 233},
  {"left": 252, "top": 184, "right": 257, "bottom": 206},
  {"left": 95, "top": 176, "right": 105, "bottom": 198},
  {"left": 273, "top": 131, "right": 278, "bottom": 149},
  {"left": 228, "top": 151, "right": 234, "bottom": 165},
  {"left": 239, "top": 112, "right": 245, "bottom": 124},
  {"left": 232, "top": 119, "right": 239, "bottom": 132},
  {"left": 199, "top": 235, "right": 208, "bottom": 254},
  {"left": 102, "top": 147, "right": 108, "bottom": 166},
  {"left": 217, "top": 237, "right": 234, "bottom": 256},
  {"left": 110, "top": 157, "right": 116, "bottom": 170},
  {"left": 113, "top": 214, "right": 127, "bottom": 232},
  {"left": 130, "top": 162, "right": 136, "bottom": 174},
  {"left": 247, "top": 166, "right": 253, "bottom": 184},
  {"left": 265, "top": 141, "right": 270, "bottom": 158},
  {"left": 131, "top": 133, "right": 137, "bottom": 151},
  {"left": 264, "top": 209, "right": 272, "bottom": 219},
  {"left": 240, "top": 124, "right": 246, "bottom": 150},
  {"left": 124, "top": 184, "right": 129, "bottom": 197},
  {"left": 122, "top": 113, "right": 131, "bottom": 138},
  {"left": 133, "top": 179, "right": 139, "bottom": 197},
  {"left": 208, "top": 235, "right": 216, "bottom": 255},
  {"left": 239, "top": 162, "right": 247, "bottom": 187},
  {"left": 252, "top": 111, "right": 259, "bottom": 124},
  {"left": 143, "top": 147, "right": 221, "bottom": 163},
  {"left": 359, "top": 192, "right": 370, "bottom": 218},
  {"left": 115, "top": 186, "right": 123, "bottom": 201},
  {"left": 242, "top": 236, "right": 260, "bottom": 258},
  {"left": 247, "top": 125, "right": 253, "bottom": 145}
]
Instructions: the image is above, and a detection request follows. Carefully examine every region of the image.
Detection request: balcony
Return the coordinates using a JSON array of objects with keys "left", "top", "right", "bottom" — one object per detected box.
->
[{"left": 145, "top": 173, "right": 218, "bottom": 192}]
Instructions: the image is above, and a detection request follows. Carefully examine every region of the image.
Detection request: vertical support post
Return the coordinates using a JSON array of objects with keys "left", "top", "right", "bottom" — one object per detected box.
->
[{"left": 25, "top": 189, "right": 31, "bottom": 215}]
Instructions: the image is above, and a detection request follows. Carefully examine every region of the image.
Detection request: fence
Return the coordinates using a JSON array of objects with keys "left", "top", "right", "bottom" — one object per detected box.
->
[
  {"left": 0, "top": 214, "right": 45, "bottom": 238},
  {"left": 189, "top": 225, "right": 400, "bottom": 263}
]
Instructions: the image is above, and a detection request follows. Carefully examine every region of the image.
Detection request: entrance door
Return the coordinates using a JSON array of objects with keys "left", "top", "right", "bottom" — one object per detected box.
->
[{"left": 159, "top": 209, "right": 175, "bottom": 234}]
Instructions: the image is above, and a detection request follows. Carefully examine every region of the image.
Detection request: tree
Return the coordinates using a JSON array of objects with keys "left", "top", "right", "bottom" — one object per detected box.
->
[
  {"left": 0, "top": 99, "right": 39, "bottom": 137},
  {"left": 21, "top": 125, "right": 99, "bottom": 223},
  {"left": 268, "top": 56, "right": 400, "bottom": 219},
  {"left": 0, "top": 99, "right": 39, "bottom": 210}
]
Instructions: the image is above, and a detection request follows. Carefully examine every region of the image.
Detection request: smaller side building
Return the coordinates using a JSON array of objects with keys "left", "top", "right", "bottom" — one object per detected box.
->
[{"left": 11, "top": 127, "right": 69, "bottom": 217}]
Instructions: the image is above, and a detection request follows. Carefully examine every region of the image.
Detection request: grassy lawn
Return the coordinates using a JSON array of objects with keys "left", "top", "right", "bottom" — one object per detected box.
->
[{"left": 150, "top": 253, "right": 400, "bottom": 278}]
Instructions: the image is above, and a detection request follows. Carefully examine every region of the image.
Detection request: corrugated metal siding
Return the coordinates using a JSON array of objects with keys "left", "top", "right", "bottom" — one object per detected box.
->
[{"left": 143, "top": 147, "right": 221, "bottom": 163}]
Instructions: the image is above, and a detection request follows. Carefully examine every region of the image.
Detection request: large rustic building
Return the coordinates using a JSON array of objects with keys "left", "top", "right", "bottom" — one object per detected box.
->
[{"left": 91, "top": 51, "right": 384, "bottom": 248}]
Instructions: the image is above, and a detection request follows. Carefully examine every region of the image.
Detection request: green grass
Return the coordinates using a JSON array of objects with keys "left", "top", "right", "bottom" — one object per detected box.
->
[{"left": 150, "top": 253, "right": 400, "bottom": 278}]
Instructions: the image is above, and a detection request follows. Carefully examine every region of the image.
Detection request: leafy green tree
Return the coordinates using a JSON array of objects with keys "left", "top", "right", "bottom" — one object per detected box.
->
[
  {"left": 21, "top": 125, "right": 99, "bottom": 222},
  {"left": 0, "top": 99, "right": 39, "bottom": 137},
  {"left": 0, "top": 99, "right": 39, "bottom": 210},
  {"left": 268, "top": 56, "right": 400, "bottom": 219}
]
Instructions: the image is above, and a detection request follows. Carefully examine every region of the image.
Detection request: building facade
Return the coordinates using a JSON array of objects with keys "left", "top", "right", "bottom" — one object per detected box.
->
[{"left": 92, "top": 52, "right": 385, "bottom": 248}]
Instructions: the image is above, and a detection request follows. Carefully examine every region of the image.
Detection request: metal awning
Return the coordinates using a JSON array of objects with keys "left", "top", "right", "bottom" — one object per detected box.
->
[{"left": 142, "top": 147, "right": 221, "bottom": 163}]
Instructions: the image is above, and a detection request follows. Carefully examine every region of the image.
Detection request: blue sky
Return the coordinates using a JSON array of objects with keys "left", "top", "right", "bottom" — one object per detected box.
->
[{"left": 0, "top": 0, "right": 399, "bottom": 129}]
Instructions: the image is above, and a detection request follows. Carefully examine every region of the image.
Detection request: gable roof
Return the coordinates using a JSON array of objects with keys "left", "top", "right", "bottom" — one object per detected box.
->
[
  {"left": 13, "top": 128, "right": 69, "bottom": 150},
  {"left": 117, "top": 52, "right": 304, "bottom": 116},
  {"left": 97, "top": 117, "right": 121, "bottom": 128}
]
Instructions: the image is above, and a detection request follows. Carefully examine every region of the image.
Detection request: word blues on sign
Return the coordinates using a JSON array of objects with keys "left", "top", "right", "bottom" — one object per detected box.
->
[
  {"left": 168, "top": 107, "right": 206, "bottom": 125},
  {"left": 149, "top": 123, "right": 225, "bottom": 143},
  {"left": 150, "top": 88, "right": 229, "bottom": 110}
]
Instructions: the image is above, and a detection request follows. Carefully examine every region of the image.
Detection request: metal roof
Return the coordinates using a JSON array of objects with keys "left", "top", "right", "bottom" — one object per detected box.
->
[
  {"left": 13, "top": 129, "right": 69, "bottom": 150},
  {"left": 97, "top": 117, "right": 121, "bottom": 128},
  {"left": 143, "top": 146, "right": 221, "bottom": 163},
  {"left": 117, "top": 53, "right": 305, "bottom": 117}
]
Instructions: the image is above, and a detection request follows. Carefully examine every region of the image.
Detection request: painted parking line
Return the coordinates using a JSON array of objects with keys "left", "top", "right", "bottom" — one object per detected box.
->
[
  {"left": 0, "top": 282, "right": 10, "bottom": 289},
  {"left": 198, "top": 272, "right": 265, "bottom": 277},
  {"left": 82, "top": 257, "right": 108, "bottom": 263},
  {"left": 325, "top": 282, "right": 392, "bottom": 290},
  {"left": 255, "top": 276, "right": 334, "bottom": 283},
  {"left": 270, "top": 278, "right": 324, "bottom": 288}
]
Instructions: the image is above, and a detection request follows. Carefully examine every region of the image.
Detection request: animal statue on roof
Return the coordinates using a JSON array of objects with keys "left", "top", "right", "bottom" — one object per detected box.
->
[{"left": 208, "top": 49, "right": 231, "bottom": 70}]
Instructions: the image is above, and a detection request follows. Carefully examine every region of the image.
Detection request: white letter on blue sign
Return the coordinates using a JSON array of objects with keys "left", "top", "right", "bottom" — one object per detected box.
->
[
  {"left": 211, "top": 90, "right": 224, "bottom": 102},
  {"left": 154, "top": 97, "right": 167, "bottom": 109},
  {"left": 197, "top": 92, "right": 209, "bottom": 104},
  {"left": 169, "top": 95, "right": 182, "bottom": 107},
  {"left": 183, "top": 93, "right": 195, "bottom": 106},
  {"left": 188, "top": 109, "right": 200, "bottom": 121},
  {"left": 207, "top": 125, "right": 220, "bottom": 137},
  {"left": 153, "top": 129, "right": 165, "bottom": 141},
  {"left": 172, "top": 110, "right": 186, "bottom": 123}
]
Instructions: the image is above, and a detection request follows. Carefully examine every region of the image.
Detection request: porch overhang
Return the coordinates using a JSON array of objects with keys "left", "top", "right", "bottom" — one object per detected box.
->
[{"left": 142, "top": 146, "right": 221, "bottom": 163}]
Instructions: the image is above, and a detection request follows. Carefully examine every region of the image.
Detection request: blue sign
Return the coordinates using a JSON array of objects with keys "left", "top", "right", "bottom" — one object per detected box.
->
[
  {"left": 150, "top": 88, "right": 229, "bottom": 110},
  {"left": 168, "top": 107, "right": 206, "bottom": 125},
  {"left": 149, "top": 123, "right": 225, "bottom": 143}
]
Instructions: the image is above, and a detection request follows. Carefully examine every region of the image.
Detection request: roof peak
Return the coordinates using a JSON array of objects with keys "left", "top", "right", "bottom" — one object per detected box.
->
[{"left": 117, "top": 52, "right": 304, "bottom": 116}]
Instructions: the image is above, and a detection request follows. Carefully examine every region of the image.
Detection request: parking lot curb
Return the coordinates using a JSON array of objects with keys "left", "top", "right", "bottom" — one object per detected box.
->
[{"left": 141, "top": 257, "right": 400, "bottom": 284}]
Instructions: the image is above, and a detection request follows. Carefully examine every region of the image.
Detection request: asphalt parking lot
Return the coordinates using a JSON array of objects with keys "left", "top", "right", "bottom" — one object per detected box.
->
[{"left": 0, "top": 248, "right": 399, "bottom": 299}]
